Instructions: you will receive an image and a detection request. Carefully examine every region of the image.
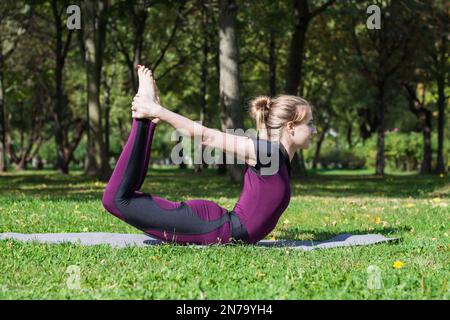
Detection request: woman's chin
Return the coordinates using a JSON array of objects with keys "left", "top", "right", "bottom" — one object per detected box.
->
[{"left": 300, "top": 140, "right": 311, "bottom": 149}]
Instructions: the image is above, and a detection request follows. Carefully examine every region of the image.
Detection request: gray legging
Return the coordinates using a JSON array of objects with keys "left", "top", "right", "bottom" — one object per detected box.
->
[{"left": 101, "top": 118, "right": 248, "bottom": 245}]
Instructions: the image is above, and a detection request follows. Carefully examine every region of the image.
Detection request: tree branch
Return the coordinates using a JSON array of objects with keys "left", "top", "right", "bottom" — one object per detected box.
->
[
  {"left": 61, "top": 30, "right": 73, "bottom": 68},
  {"left": 152, "top": 1, "right": 188, "bottom": 72},
  {"left": 310, "top": 0, "right": 336, "bottom": 18},
  {"left": 351, "top": 19, "right": 375, "bottom": 84}
]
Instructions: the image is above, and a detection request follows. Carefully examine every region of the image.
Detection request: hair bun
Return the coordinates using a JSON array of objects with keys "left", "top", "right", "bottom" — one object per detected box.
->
[
  {"left": 251, "top": 96, "right": 271, "bottom": 113},
  {"left": 249, "top": 96, "right": 272, "bottom": 130}
]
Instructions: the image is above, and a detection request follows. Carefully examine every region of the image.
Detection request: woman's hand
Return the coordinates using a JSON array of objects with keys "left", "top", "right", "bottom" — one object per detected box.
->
[{"left": 131, "top": 94, "right": 163, "bottom": 121}]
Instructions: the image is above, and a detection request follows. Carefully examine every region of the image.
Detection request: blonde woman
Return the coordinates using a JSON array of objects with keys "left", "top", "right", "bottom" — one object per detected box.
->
[{"left": 102, "top": 65, "right": 316, "bottom": 245}]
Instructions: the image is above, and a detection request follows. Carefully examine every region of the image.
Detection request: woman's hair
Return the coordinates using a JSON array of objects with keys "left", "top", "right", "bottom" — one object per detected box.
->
[{"left": 249, "top": 95, "right": 311, "bottom": 139}]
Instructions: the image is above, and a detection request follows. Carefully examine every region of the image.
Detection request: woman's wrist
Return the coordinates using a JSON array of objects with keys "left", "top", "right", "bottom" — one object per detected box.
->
[{"left": 157, "top": 106, "right": 171, "bottom": 121}]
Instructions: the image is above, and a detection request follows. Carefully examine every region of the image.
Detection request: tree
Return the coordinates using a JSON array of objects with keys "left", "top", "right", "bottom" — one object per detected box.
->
[
  {"left": 7, "top": 81, "right": 52, "bottom": 170},
  {"left": 422, "top": 2, "right": 448, "bottom": 174},
  {"left": 218, "top": 0, "right": 244, "bottom": 183},
  {"left": 403, "top": 83, "right": 432, "bottom": 174},
  {"left": 347, "top": 0, "right": 416, "bottom": 175},
  {"left": 0, "top": 1, "right": 32, "bottom": 171},
  {"left": 49, "top": 0, "right": 86, "bottom": 174},
  {"left": 81, "top": 0, "right": 111, "bottom": 180},
  {"left": 284, "top": 0, "right": 336, "bottom": 177}
]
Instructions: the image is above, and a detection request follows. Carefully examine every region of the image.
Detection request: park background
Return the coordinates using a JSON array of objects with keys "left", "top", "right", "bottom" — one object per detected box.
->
[{"left": 0, "top": 0, "right": 449, "bottom": 299}]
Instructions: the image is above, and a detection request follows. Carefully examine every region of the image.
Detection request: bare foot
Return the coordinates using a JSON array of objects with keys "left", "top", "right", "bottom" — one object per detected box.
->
[
  {"left": 137, "top": 65, "right": 156, "bottom": 98},
  {"left": 136, "top": 65, "right": 160, "bottom": 124}
]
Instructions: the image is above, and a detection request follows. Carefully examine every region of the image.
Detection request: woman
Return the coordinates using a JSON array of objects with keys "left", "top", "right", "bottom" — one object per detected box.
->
[{"left": 102, "top": 65, "right": 316, "bottom": 245}]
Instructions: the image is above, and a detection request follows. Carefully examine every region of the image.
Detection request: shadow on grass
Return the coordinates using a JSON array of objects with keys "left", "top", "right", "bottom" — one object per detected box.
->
[
  {"left": 292, "top": 172, "right": 448, "bottom": 199},
  {"left": 278, "top": 226, "right": 411, "bottom": 241},
  {"left": 0, "top": 168, "right": 448, "bottom": 201},
  {"left": 0, "top": 168, "right": 241, "bottom": 202}
]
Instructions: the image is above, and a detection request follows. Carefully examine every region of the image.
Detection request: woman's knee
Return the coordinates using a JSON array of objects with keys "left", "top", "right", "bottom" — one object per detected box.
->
[{"left": 101, "top": 186, "right": 126, "bottom": 220}]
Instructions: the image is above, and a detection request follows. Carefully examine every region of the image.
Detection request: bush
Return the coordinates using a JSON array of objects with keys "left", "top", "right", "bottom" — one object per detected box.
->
[{"left": 318, "top": 149, "right": 366, "bottom": 169}]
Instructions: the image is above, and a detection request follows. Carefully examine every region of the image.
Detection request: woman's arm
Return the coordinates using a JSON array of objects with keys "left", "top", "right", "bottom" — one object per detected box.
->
[
  {"left": 158, "top": 108, "right": 257, "bottom": 166},
  {"left": 131, "top": 67, "right": 257, "bottom": 167}
]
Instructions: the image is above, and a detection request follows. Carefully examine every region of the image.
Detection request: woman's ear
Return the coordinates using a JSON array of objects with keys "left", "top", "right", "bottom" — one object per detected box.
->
[
  {"left": 286, "top": 121, "right": 292, "bottom": 130},
  {"left": 286, "top": 121, "right": 295, "bottom": 136},
  {"left": 289, "top": 121, "right": 296, "bottom": 130}
]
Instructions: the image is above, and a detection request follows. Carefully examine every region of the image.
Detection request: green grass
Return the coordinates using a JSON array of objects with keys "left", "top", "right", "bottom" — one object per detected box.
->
[{"left": 0, "top": 168, "right": 449, "bottom": 299}]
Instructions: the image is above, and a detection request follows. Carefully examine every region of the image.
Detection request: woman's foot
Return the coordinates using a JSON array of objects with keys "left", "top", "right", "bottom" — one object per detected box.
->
[{"left": 136, "top": 65, "right": 160, "bottom": 124}]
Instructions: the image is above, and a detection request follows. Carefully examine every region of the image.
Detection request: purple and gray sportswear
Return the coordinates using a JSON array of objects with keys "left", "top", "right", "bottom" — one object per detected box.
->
[{"left": 101, "top": 119, "right": 291, "bottom": 245}]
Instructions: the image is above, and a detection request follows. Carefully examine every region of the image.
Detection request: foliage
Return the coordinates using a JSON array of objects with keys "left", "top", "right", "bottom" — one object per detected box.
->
[
  {"left": 317, "top": 149, "right": 366, "bottom": 169},
  {"left": 0, "top": 0, "right": 447, "bottom": 174}
]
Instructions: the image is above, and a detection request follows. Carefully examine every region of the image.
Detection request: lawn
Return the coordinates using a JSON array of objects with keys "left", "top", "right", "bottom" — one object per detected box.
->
[{"left": 0, "top": 168, "right": 448, "bottom": 299}]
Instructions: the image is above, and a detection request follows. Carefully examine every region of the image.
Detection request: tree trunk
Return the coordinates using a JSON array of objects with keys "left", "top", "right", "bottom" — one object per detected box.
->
[
  {"left": 83, "top": 0, "right": 111, "bottom": 181},
  {"left": 375, "top": 83, "right": 386, "bottom": 176},
  {"left": 284, "top": 0, "right": 311, "bottom": 178},
  {"left": 435, "top": 73, "right": 446, "bottom": 174},
  {"left": 131, "top": 8, "right": 147, "bottom": 92},
  {"left": 218, "top": 0, "right": 244, "bottom": 183},
  {"left": 284, "top": 0, "right": 310, "bottom": 95},
  {"left": 104, "top": 79, "right": 111, "bottom": 161},
  {"left": 268, "top": 27, "right": 277, "bottom": 96},
  {"left": 52, "top": 1, "right": 66, "bottom": 174},
  {"left": 405, "top": 84, "right": 433, "bottom": 175},
  {"left": 18, "top": 156, "right": 27, "bottom": 171},
  {"left": 312, "top": 125, "right": 328, "bottom": 169},
  {"left": 0, "top": 54, "right": 6, "bottom": 172},
  {"left": 195, "top": 4, "right": 210, "bottom": 173},
  {"left": 420, "top": 110, "right": 432, "bottom": 174},
  {"left": 178, "top": 135, "right": 186, "bottom": 170},
  {"left": 346, "top": 124, "right": 353, "bottom": 149}
]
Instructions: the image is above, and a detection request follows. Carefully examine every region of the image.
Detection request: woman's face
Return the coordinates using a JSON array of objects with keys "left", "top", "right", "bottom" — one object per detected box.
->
[{"left": 286, "top": 107, "right": 317, "bottom": 149}]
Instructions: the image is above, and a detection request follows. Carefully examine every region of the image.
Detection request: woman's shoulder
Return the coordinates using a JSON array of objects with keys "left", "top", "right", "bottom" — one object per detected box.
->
[{"left": 248, "top": 137, "right": 291, "bottom": 177}]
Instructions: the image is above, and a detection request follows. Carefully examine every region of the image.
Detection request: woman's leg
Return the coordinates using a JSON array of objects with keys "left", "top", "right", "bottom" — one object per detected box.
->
[
  {"left": 102, "top": 118, "right": 160, "bottom": 220},
  {"left": 102, "top": 117, "right": 233, "bottom": 245}
]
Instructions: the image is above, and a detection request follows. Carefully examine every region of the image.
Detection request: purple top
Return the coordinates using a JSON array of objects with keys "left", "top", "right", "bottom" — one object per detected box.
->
[{"left": 232, "top": 137, "right": 292, "bottom": 243}]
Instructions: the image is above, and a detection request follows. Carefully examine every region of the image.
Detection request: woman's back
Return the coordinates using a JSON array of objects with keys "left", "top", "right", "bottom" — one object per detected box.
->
[{"left": 232, "top": 137, "right": 291, "bottom": 243}]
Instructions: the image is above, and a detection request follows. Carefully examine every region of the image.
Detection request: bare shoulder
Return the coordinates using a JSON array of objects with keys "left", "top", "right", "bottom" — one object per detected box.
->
[
  {"left": 221, "top": 133, "right": 257, "bottom": 167},
  {"left": 242, "top": 135, "right": 257, "bottom": 167}
]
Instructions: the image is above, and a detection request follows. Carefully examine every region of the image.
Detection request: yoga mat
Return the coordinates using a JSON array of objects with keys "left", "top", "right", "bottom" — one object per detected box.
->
[{"left": 0, "top": 232, "right": 398, "bottom": 250}]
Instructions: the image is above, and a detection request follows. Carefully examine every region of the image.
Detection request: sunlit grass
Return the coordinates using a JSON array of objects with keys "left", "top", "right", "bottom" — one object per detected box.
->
[{"left": 0, "top": 168, "right": 448, "bottom": 299}]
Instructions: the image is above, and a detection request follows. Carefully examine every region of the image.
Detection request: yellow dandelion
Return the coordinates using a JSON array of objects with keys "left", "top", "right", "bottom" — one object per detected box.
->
[
  {"left": 393, "top": 260, "right": 405, "bottom": 269},
  {"left": 375, "top": 217, "right": 382, "bottom": 224},
  {"left": 270, "top": 234, "right": 277, "bottom": 240},
  {"left": 432, "top": 198, "right": 441, "bottom": 203}
]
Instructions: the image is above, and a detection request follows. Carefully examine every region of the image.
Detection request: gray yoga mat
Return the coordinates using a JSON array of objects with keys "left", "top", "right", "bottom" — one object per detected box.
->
[{"left": 0, "top": 232, "right": 398, "bottom": 250}]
